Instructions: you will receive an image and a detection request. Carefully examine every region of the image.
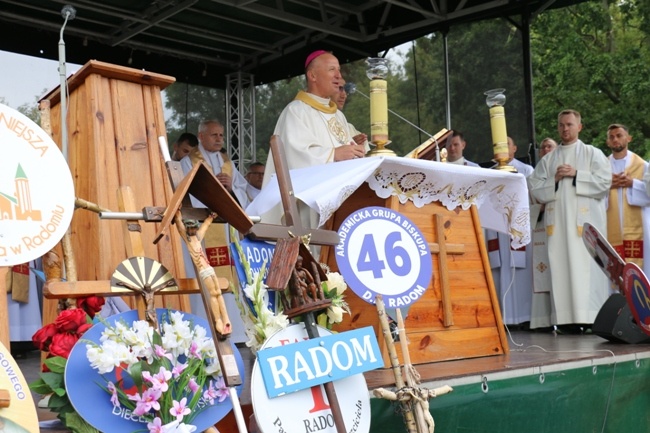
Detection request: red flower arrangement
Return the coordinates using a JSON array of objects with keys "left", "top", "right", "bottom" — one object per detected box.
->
[
  {"left": 32, "top": 296, "right": 105, "bottom": 361},
  {"left": 30, "top": 296, "right": 106, "bottom": 432}
]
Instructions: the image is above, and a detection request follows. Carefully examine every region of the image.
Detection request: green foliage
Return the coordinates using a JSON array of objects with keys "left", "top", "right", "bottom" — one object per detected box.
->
[
  {"left": 29, "top": 356, "right": 100, "bottom": 433},
  {"left": 532, "top": 0, "right": 650, "bottom": 157}
]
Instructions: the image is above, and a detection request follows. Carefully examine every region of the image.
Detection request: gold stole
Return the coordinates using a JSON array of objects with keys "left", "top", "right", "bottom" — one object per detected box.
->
[
  {"left": 294, "top": 90, "right": 337, "bottom": 114},
  {"left": 187, "top": 146, "right": 233, "bottom": 177},
  {"left": 607, "top": 153, "right": 645, "bottom": 267}
]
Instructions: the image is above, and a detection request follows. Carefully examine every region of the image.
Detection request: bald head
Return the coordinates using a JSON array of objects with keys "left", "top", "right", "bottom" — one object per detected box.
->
[{"left": 305, "top": 52, "right": 343, "bottom": 99}]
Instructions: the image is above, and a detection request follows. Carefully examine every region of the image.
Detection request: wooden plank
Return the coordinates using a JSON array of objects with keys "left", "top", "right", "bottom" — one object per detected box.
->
[
  {"left": 44, "top": 277, "right": 228, "bottom": 298},
  {"left": 472, "top": 205, "right": 509, "bottom": 354},
  {"left": 42, "top": 60, "right": 175, "bottom": 106}
]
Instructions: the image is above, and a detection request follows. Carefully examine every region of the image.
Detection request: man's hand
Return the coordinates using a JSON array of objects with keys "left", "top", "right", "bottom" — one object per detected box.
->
[
  {"left": 554, "top": 164, "right": 576, "bottom": 183},
  {"left": 611, "top": 173, "right": 633, "bottom": 189},
  {"left": 352, "top": 133, "right": 367, "bottom": 146},
  {"left": 334, "top": 143, "right": 366, "bottom": 161},
  {"left": 216, "top": 173, "right": 232, "bottom": 191}
]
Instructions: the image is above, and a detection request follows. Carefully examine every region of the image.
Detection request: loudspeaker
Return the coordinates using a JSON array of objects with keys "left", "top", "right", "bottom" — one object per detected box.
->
[{"left": 593, "top": 294, "right": 650, "bottom": 344}]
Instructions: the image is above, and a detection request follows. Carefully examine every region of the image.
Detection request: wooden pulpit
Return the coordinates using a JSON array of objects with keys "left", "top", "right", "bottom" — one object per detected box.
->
[
  {"left": 42, "top": 60, "right": 188, "bottom": 311},
  {"left": 322, "top": 182, "right": 509, "bottom": 366}
]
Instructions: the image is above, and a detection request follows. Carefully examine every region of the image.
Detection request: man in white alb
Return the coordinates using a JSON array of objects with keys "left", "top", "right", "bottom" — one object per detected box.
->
[
  {"left": 528, "top": 109, "right": 611, "bottom": 331},
  {"left": 263, "top": 50, "right": 367, "bottom": 231},
  {"left": 605, "top": 123, "right": 650, "bottom": 278},
  {"left": 446, "top": 130, "right": 479, "bottom": 167}
]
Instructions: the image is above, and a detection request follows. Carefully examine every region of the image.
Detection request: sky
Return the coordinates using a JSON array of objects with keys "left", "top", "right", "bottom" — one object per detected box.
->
[{"left": 0, "top": 50, "right": 82, "bottom": 110}]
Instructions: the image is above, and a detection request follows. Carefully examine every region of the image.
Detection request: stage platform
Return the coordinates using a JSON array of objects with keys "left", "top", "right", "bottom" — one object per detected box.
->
[{"left": 18, "top": 330, "right": 650, "bottom": 432}]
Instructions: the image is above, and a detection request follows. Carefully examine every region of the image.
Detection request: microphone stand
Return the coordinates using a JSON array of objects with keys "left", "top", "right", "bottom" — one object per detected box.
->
[{"left": 58, "top": 4, "right": 76, "bottom": 161}]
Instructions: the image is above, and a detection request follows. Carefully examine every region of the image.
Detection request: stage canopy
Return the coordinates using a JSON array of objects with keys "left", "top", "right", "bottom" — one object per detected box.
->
[{"left": 1, "top": 0, "right": 588, "bottom": 88}]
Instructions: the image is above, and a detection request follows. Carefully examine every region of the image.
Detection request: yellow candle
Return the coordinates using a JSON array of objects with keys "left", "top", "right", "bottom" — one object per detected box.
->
[
  {"left": 369, "top": 79, "right": 388, "bottom": 145},
  {"left": 489, "top": 105, "right": 509, "bottom": 160}
]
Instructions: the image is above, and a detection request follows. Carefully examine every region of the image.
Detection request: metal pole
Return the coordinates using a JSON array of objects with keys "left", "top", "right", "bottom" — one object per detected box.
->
[{"left": 58, "top": 5, "right": 76, "bottom": 161}]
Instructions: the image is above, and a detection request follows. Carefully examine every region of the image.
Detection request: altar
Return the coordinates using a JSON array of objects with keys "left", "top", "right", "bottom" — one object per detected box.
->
[{"left": 246, "top": 156, "right": 530, "bottom": 365}]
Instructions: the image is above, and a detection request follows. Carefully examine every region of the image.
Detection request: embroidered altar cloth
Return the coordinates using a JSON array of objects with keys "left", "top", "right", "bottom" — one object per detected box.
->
[{"left": 245, "top": 156, "right": 530, "bottom": 248}]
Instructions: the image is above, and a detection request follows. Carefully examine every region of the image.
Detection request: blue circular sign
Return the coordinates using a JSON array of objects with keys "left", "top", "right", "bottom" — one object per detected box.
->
[
  {"left": 335, "top": 206, "right": 432, "bottom": 307},
  {"left": 65, "top": 309, "right": 244, "bottom": 432}
]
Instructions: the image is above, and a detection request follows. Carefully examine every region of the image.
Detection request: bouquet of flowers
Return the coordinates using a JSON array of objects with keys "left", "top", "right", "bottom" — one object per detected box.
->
[
  {"left": 30, "top": 296, "right": 105, "bottom": 433},
  {"left": 230, "top": 234, "right": 350, "bottom": 354},
  {"left": 84, "top": 310, "right": 227, "bottom": 433}
]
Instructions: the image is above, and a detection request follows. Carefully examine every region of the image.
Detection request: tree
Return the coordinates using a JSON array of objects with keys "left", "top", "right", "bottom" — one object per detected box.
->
[{"left": 531, "top": 0, "right": 650, "bottom": 157}]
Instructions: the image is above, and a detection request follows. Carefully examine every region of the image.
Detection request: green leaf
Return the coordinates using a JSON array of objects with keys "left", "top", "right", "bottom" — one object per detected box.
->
[
  {"left": 29, "top": 377, "right": 53, "bottom": 395},
  {"left": 63, "top": 411, "right": 101, "bottom": 433},
  {"left": 40, "top": 372, "right": 65, "bottom": 393},
  {"left": 47, "top": 392, "right": 70, "bottom": 409},
  {"left": 44, "top": 356, "right": 68, "bottom": 374}
]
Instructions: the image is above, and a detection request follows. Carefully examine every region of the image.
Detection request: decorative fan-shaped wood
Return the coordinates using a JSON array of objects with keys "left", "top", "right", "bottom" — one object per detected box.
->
[{"left": 110, "top": 257, "right": 177, "bottom": 293}]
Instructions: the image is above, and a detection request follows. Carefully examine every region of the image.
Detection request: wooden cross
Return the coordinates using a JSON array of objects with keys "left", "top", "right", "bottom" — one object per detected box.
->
[
  {"left": 246, "top": 135, "right": 340, "bottom": 246},
  {"left": 428, "top": 213, "right": 465, "bottom": 327},
  {"left": 250, "top": 135, "right": 347, "bottom": 433}
]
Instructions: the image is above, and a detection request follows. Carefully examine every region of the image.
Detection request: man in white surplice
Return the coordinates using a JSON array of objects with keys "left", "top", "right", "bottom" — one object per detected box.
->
[
  {"left": 486, "top": 136, "right": 534, "bottom": 326},
  {"left": 262, "top": 50, "right": 367, "bottom": 230},
  {"left": 528, "top": 109, "right": 611, "bottom": 328},
  {"left": 606, "top": 123, "right": 650, "bottom": 279},
  {"left": 180, "top": 119, "right": 249, "bottom": 208},
  {"left": 180, "top": 119, "right": 250, "bottom": 342}
]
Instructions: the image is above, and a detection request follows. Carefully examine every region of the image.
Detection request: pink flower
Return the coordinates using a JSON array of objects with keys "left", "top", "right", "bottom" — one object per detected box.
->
[
  {"left": 203, "top": 377, "right": 228, "bottom": 404},
  {"left": 170, "top": 397, "right": 191, "bottom": 421},
  {"left": 171, "top": 362, "right": 188, "bottom": 378},
  {"left": 214, "top": 376, "right": 229, "bottom": 403},
  {"left": 188, "top": 378, "right": 199, "bottom": 393},
  {"left": 143, "top": 367, "right": 172, "bottom": 393},
  {"left": 128, "top": 388, "right": 162, "bottom": 416},
  {"left": 107, "top": 382, "right": 120, "bottom": 407},
  {"left": 154, "top": 344, "right": 173, "bottom": 362},
  {"left": 147, "top": 417, "right": 164, "bottom": 433},
  {"left": 188, "top": 341, "right": 202, "bottom": 359}
]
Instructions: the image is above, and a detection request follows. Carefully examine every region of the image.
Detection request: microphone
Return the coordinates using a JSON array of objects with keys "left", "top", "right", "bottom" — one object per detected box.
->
[
  {"left": 61, "top": 4, "right": 77, "bottom": 20},
  {"left": 343, "top": 82, "right": 433, "bottom": 137}
]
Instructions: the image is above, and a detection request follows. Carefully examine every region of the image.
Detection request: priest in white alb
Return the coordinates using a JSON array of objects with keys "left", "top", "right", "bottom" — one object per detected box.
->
[{"left": 528, "top": 109, "right": 611, "bottom": 328}]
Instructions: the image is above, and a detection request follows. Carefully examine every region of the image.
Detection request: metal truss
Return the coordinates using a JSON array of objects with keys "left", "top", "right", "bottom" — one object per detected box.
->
[{"left": 225, "top": 72, "right": 256, "bottom": 174}]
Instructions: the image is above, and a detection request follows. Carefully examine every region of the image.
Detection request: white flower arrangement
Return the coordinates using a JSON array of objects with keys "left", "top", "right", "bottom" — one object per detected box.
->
[
  {"left": 230, "top": 234, "right": 350, "bottom": 354},
  {"left": 84, "top": 311, "right": 228, "bottom": 433}
]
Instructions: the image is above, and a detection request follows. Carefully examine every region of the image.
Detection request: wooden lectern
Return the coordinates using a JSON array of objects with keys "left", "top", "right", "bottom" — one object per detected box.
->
[
  {"left": 322, "top": 182, "right": 509, "bottom": 366},
  {"left": 42, "top": 60, "right": 188, "bottom": 311}
]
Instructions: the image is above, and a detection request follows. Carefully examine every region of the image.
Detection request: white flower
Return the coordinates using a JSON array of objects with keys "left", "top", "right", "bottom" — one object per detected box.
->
[
  {"left": 327, "top": 305, "right": 344, "bottom": 324},
  {"left": 324, "top": 272, "right": 347, "bottom": 296}
]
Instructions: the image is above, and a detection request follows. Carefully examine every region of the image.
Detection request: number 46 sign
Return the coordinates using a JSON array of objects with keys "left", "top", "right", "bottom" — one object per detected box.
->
[{"left": 335, "top": 206, "right": 432, "bottom": 308}]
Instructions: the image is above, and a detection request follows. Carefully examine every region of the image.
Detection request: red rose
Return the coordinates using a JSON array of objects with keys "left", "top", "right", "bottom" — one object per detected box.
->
[
  {"left": 49, "top": 332, "right": 79, "bottom": 358},
  {"left": 32, "top": 323, "right": 57, "bottom": 351},
  {"left": 54, "top": 308, "right": 88, "bottom": 332},
  {"left": 76, "top": 323, "right": 93, "bottom": 336},
  {"left": 77, "top": 296, "right": 105, "bottom": 318}
]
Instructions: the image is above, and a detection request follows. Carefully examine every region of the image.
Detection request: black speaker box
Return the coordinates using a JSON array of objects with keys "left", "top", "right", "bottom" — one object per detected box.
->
[{"left": 593, "top": 294, "right": 650, "bottom": 344}]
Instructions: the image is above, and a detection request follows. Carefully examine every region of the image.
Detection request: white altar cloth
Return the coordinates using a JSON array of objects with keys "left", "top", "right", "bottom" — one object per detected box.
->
[{"left": 246, "top": 156, "right": 530, "bottom": 248}]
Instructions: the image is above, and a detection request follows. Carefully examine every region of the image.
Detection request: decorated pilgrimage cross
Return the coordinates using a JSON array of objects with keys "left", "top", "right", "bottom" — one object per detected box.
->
[{"left": 249, "top": 135, "right": 348, "bottom": 433}]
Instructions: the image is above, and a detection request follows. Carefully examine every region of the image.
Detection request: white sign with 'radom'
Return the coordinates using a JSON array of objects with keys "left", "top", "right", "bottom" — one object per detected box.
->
[
  {"left": 0, "top": 103, "right": 75, "bottom": 267},
  {"left": 251, "top": 323, "right": 372, "bottom": 433}
]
